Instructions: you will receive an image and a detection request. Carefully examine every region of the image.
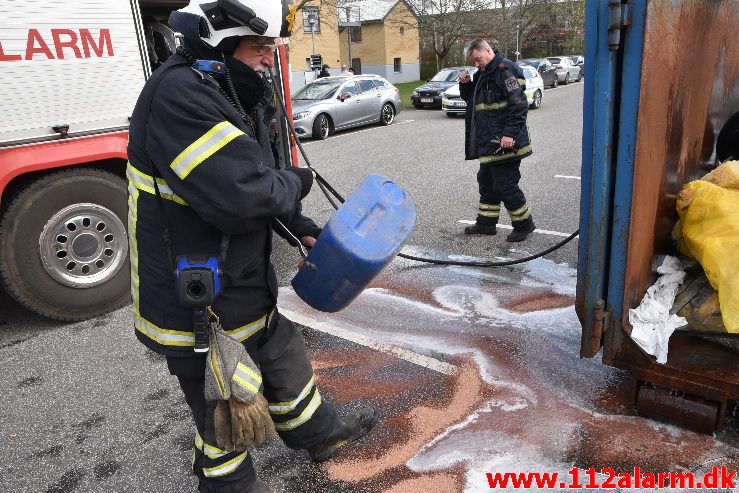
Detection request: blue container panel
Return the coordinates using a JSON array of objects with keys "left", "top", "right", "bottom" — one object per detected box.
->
[{"left": 576, "top": 0, "right": 620, "bottom": 356}]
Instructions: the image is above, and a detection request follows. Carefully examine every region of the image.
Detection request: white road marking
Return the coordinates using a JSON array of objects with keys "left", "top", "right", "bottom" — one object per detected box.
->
[
  {"left": 278, "top": 307, "right": 458, "bottom": 376},
  {"left": 300, "top": 119, "right": 415, "bottom": 145},
  {"left": 458, "top": 220, "right": 579, "bottom": 239},
  {"left": 554, "top": 175, "right": 581, "bottom": 180}
]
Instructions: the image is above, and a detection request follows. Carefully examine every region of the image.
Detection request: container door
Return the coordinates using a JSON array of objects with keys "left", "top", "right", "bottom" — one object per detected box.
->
[{"left": 577, "top": 0, "right": 648, "bottom": 357}]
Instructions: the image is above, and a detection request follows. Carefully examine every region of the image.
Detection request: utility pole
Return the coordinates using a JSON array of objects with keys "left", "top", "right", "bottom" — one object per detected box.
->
[
  {"left": 308, "top": 14, "right": 317, "bottom": 55},
  {"left": 513, "top": 19, "right": 523, "bottom": 61},
  {"left": 348, "top": 26, "right": 353, "bottom": 69}
]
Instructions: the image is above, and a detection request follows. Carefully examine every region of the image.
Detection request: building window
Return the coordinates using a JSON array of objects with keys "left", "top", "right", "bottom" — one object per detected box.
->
[
  {"left": 303, "top": 7, "right": 320, "bottom": 33},
  {"left": 351, "top": 58, "right": 361, "bottom": 74},
  {"left": 393, "top": 58, "right": 401, "bottom": 73},
  {"left": 400, "top": 27, "right": 405, "bottom": 35},
  {"left": 349, "top": 26, "right": 362, "bottom": 42}
]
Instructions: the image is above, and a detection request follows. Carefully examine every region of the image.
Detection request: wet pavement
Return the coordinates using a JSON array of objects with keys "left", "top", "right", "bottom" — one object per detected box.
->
[
  {"left": 2, "top": 241, "right": 738, "bottom": 493},
  {"left": 4, "top": 253, "right": 737, "bottom": 492},
  {"left": 275, "top": 254, "right": 739, "bottom": 492}
]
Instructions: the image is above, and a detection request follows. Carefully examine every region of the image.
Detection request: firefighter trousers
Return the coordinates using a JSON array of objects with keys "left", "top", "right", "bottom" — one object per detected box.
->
[
  {"left": 475, "top": 159, "right": 534, "bottom": 229},
  {"left": 171, "top": 311, "right": 336, "bottom": 492}
]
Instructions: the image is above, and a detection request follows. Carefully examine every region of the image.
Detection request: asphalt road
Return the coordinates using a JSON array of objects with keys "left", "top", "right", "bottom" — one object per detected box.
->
[{"left": 3, "top": 81, "right": 738, "bottom": 493}]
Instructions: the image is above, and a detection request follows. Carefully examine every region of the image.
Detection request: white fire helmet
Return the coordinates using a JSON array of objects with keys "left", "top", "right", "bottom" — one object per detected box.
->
[{"left": 179, "top": 0, "right": 296, "bottom": 48}]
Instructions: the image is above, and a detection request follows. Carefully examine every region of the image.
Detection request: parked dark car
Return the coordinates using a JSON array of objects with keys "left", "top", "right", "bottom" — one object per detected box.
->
[
  {"left": 517, "top": 58, "right": 558, "bottom": 88},
  {"left": 568, "top": 55, "right": 585, "bottom": 77},
  {"left": 411, "top": 67, "right": 475, "bottom": 108}
]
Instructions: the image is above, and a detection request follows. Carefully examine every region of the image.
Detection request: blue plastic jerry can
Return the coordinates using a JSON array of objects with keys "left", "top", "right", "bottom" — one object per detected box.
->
[{"left": 291, "top": 174, "right": 416, "bottom": 312}]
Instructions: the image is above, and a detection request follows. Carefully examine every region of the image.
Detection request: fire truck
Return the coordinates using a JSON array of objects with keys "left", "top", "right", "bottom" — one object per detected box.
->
[{"left": 0, "top": 1, "right": 296, "bottom": 320}]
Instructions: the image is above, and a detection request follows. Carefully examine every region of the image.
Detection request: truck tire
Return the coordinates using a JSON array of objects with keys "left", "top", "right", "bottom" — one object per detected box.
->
[{"left": 0, "top": 169, "right": 130, "bottom": 321}]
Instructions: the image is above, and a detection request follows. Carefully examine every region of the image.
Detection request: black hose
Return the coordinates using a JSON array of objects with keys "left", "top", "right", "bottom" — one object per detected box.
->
[
  {"left": 270, "top": 75, "right": 579, "bottom": 268},
  {"left": 397, "top": 230, "right": 579, "bottom": 266}
]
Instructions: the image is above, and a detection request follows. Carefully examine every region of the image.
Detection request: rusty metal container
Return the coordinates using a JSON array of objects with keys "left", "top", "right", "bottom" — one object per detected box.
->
[{"left": 577, "top": 0, "right": 739, "bottom": 431}]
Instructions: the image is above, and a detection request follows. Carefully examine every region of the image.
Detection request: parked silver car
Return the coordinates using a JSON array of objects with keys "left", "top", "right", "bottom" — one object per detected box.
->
[
  {"left": 291, "top": 75, "right": 402, "bottom": 140},
  {"left": 546, "top": 56, "right": 582, "bottom": 84}
]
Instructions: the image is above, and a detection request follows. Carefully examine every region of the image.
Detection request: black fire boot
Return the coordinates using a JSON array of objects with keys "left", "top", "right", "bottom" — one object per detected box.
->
[
  {"left": 464, "top": 223, "right": 497, "bottom": 235},
  {"left": 308, "top": 405, "right": 377, "bottom": 462},
  {"left": 506, "top": 222, "right": 536, "bottom": 242}
]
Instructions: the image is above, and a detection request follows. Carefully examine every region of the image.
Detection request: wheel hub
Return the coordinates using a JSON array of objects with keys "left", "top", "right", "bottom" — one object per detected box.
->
[
  {"left": 39, "top": 203, "right": 128, "bottom": 288},
  {"left": 72, "top": 233, "right": 98, "bottom": 259}
]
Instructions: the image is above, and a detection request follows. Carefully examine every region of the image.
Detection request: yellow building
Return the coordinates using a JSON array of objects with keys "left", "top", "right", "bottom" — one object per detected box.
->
[
  {"left": 287, "top": 1, "right": 342, "bottom": 90},
  {"left": 338, "top": 0, "right": 420, "bottom": 83}
]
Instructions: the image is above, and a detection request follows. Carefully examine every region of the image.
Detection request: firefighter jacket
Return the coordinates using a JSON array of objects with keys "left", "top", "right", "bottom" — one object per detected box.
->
[
  {"left": 460, "top": 51, "right": 532, "bottom": 164},
  {"left": 127, "top": 53, "right": 318, "bottom": 357}
]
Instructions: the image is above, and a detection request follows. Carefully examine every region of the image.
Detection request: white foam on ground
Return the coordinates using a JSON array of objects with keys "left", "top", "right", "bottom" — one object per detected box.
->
[
  {"left": 408, "top": 430, "right": 569, "bottom": 492},
  {"left": 446, "top": 256, "right": 578, "bottom": 297}
]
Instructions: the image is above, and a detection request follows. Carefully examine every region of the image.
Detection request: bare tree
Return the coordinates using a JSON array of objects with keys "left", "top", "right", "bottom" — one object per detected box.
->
[{"left": 401, "top": 0, "right": 495, "bottom": 72}]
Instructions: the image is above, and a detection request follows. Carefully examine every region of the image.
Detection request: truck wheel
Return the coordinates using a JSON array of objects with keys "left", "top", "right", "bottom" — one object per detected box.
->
[{"left": 0, "top": 169, "right": 130, "bottom": 321}]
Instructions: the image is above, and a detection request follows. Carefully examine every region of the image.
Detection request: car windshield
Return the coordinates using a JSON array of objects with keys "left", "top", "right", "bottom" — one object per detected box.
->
[
  {"left": 430, "top": 69, "right": 460, "bottom": 82},
  {"left": 293, "top": 80, "right": 343, "bottom": 100},
  {"left": 518, "top": 60, "right": 536, "bottom": 66}
]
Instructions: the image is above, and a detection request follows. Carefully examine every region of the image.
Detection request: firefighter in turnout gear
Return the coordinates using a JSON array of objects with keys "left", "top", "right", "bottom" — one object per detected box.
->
[
  {"left": 126, "top": 1, "right": 375, "bottom": 491},
  {"left": 460, "top": 39, "right": 536, "bottom": 242}
]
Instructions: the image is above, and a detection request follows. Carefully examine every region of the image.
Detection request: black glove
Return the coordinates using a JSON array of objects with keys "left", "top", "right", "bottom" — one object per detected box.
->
[{"left": 287, "top": 167, "right": 314, "bottom": 199}]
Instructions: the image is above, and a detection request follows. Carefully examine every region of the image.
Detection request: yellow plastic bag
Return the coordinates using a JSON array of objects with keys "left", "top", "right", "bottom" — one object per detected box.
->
[{"left": 677, "top": 180, "right": 739, "bottom": 333}]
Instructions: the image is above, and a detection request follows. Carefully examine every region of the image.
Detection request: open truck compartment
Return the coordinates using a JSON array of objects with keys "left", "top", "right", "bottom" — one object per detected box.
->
[{"left": 577, "top": 0, "right": 739, "bottom": 432}]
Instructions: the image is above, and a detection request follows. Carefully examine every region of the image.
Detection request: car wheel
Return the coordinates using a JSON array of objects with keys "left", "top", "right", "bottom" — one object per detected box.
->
[
  {"left": 0, "top": 169, "right": 130, "bottom": 321},
  {"left": 576, "top": 71, "right": 582, "bottom": 82},
  {"left": 380, "top": 103, "right": 395, "bottom": 126},
  {"left": 552, "top": 76, "right": 558, "bottom": 88},
  {"left": 564, "top": 73, "right": 570, "bottom": 85},
  {"left": 445, "top": 112, "right": 457, "bottom": 118},
  {"left": 529, "top": 89, "right": 542, "bottom": 109},
  {"left": 413, "top": 103, "right": 422, "bottom": 109},
  {"left": 312, "top": 114, "right": 330, "bottom": 140}
]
